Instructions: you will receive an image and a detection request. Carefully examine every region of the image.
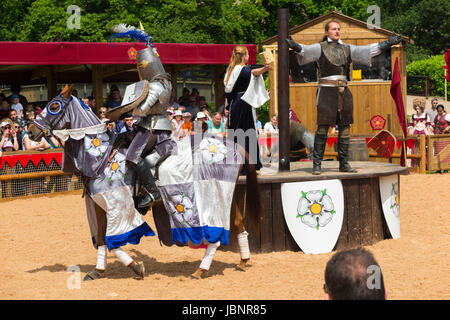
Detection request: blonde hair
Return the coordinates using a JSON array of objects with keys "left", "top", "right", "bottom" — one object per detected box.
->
[
  {"left": 413, "top": 98, "right": 425, "bottom": 111},
  {"left": 225, "top": 46, "right": 248, "bottom": 85}
]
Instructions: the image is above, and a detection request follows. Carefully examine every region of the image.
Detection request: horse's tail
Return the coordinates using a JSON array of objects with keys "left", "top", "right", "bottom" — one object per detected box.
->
[{"left": 243, "top": 152, "right": 263, "bottom": 236}]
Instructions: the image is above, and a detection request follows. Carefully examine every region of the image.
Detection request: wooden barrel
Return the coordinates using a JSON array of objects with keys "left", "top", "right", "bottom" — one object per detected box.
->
[{"left": 348, "top": 137, "right": 369, "bottom": 161}]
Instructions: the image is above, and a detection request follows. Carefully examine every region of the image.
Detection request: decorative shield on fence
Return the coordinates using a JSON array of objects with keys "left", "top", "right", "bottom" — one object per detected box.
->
[
  {"left": 379, "top": 174, "right": 400, "bottom": 239},
  {"left": 281, "top": 179, "right": 344, "bottom": 254},
  {"left": 367, "top": 130, "right": 397, "bottom": 158}
]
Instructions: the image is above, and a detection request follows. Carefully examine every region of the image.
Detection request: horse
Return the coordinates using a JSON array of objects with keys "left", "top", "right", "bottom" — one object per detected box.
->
[{"left": 28, "top": 85, "right": 262, "bottom": 280}]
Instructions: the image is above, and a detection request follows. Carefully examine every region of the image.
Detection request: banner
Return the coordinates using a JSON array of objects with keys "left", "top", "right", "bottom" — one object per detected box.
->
[{"left": 390, "top": 57, "right": 407, "bottom": 166}]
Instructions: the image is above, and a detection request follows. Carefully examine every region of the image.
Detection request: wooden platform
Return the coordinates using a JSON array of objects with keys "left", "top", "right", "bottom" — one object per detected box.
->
[{"left": 225, "top": 161, "right": 409, "bottom": 253}]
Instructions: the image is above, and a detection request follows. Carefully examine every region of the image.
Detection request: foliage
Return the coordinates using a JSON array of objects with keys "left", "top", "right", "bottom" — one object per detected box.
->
[
  {"left": 406, "top": 54, "right": 449, "bottom": 98},
  {"left": 375, "top": 0, "right": 449, "bottom": 56}
]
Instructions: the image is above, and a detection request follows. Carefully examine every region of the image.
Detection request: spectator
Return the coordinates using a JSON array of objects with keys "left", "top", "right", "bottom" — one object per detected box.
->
[
  {"left": 186, "top": 96, "right": 200, "bottom": 119},
  {"left": 221, "top": 107, "right": 229, "bottom": 128},
  {"left": 433, "top": 104, "right": 450, "bottom": 134},
  {"left": 169, "top": 89, "right": 180, "bottom": 110},
  {"left": 427, "top": 98, "right": 439, "bottom": 128},
  {"left": 98, "top": 107, "right": 108, "bottom": 121},
  {"left": 172, "top": 110, "right": 184, "bottom": 138},
  {"left": 407, "top": 98, "right": 433, "bottom": 136},
  {"left": 264, "top": 113, "right": 279, "bottom": 134},
  {"left": 9, "top": 109, "right": 23, "bottom": 128},
  {"left": 190, "top": 87, "right": 200, "bottom": 105},
  {"left": 179, "top": 112, "right": 193, "bottom": 138},
  {"left": 193, "top": 111, "right": 208, "bottom": 134},
  {"left": 199, "top": 106, "right": 212, "bottom": 121},
  {"left": 12, "top": 121, "right": 24, "bottom": 150},
  {"left": 87, "top": 96, "right": 97, "bottom": 113},
  {"left": 0, "top": 92, "right": 5, "bottom": 103},
  {"left": 10, "top": 94, "right": 24, "bottom": 120},
  {"left": 324, "top": 248, "right": 386, "bottom": 300},
  {"left": 23, "top": 110, "right": 36, "bottom": 133},
  {"left": 6, "top": 84, "right": 28, "bottom": 108},
  {"left": 167, "top": 108, "right": 174, "bottom": 123},
  {"left": 178, "top": 87, "right": 190, "bottom": 107},
  {"left": 0, "top": 118, "right": 19, "bottom": 152},
  {"left": 178, "top": 105, "right": 186, "bottom": 113},
  {"left": 198, "top": 96, "right": 213, "bottom": 115},
  {"left": 255, "top": 113, "right": 263, "bottom": 134},
  {"left": 22, "top": 125, "right": 50, "bottom": 151},
  {"left": 206, "top": 112, "right": 226, "bottom": 136},
  {"left": 119, "top": 116, "right": 135, "bottom": 133},
  {"left": 0, "top": 100, "right": 11, "bottom": 119},
  {"left": 105, "top": 119, "right": 115, "bottom": 133},
  {"left": 106, "top": 88, "right": 122, "bottom": 109},
  {"left": 72, "top": 89, "right": 78, "bottom": 98}
]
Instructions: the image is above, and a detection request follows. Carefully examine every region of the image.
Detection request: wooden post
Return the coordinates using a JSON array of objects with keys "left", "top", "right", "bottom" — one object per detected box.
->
[
  {"left": 214, "top": 65, "right": 225, "bottom": 111},
  {"left": 277, "top": 8, "right": 290, "bottom": 171},
  {"left": 46, "top": 66, "right": 57, "bottom": 100},
  {"left": 419, "top": 134, "right": 426, "bottom": 174},
  {"left": 91, "top": 64, "right": 104, "bottom": 108}
]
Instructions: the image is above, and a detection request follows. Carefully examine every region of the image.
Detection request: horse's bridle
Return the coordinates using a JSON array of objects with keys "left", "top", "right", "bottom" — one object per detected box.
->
[{"left": 32, "top": 97, "right": 72, "bottom": 140}]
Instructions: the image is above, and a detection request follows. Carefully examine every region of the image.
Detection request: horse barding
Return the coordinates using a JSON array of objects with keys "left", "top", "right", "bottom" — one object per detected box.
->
[{"left": 27, "top": 85, "right": 262, "bottom": 280}]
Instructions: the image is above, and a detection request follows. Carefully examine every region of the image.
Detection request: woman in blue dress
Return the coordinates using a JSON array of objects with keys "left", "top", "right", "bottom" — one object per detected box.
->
[{"left": 224, "top": 46, "right": 272, "bottom": 171}]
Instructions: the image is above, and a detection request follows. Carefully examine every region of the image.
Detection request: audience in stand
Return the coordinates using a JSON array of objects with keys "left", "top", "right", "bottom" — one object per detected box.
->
[
  {"left": 206, "top": 112, "right": 226, "bottom": 137},
  {"left": 264, "top": 113, "right": 279, "bottom": 134},
  {"left": 0, "top": 118, "right": 19, "bottom": 152}
]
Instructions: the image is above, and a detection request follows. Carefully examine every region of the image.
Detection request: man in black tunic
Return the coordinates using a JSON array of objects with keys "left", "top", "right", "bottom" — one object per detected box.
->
[{"left": 287, "top": 20, "right": 401, "bottom": 175}]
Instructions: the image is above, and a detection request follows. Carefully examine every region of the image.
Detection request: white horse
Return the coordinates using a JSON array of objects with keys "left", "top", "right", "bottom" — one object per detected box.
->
[{"left": 28, "top": 85, "right": 262, "bottom": 280}]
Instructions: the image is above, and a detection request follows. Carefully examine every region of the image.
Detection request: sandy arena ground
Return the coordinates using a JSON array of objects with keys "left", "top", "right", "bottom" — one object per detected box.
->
[{"left": 0, "top": 172, "right": 449, "bottom": 300}]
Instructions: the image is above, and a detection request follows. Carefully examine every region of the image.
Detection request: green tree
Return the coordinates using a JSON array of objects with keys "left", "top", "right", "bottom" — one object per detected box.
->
[{"left": 376, "top": 0, "right": 450, "bottom": 56}]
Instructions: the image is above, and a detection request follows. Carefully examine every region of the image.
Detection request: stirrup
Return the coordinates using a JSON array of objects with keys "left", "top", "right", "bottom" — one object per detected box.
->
[{"left": 138, "top": 191, "right": 161, "bottom": 209}]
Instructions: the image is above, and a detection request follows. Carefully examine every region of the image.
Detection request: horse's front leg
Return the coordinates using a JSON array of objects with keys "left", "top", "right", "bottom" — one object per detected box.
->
[{"left": 191, "top": 241, "right": 221, "bottom": 279}]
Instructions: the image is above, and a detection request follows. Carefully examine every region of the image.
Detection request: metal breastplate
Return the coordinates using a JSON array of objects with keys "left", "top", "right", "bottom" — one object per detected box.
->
[{"left": 317, "top": 41, "right": 351, "bottom": 78}]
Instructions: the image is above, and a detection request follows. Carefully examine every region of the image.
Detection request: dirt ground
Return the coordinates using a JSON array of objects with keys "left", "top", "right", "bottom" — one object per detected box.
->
[{"left": 0, "top": 172, "right": 449, "bottom": 300}]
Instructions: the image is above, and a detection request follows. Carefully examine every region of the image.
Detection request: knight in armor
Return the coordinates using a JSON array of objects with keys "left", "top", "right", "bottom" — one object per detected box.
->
[
  {"left": 107, "top": 25, "right": 175, "bottom": 210},
  {"left": 286, "top": 20, "right": 402, "bottom": 175}
]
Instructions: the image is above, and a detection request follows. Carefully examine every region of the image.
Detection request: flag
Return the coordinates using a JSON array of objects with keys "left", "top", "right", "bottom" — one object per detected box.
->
[
  {"left": 445, "top": 49, "right": 450, "bottom": 81},
  {"left": 390, "top": 57, "right": 407, "bottom": 166}
]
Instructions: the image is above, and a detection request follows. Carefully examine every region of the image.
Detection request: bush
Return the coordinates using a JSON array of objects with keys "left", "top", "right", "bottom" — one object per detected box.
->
[{"left": 406, "top": 54, "right": 450, "bottom": 99}]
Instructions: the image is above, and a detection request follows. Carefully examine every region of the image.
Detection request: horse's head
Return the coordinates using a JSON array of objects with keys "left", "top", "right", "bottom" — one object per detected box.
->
[{"left": 28, "top": 84, "right": 100, "bottom": 142}]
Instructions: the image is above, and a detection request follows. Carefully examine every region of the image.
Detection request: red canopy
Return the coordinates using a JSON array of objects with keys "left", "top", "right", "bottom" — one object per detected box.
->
[{"left": 0, "top": 42, "right": 257, "bottom": 65}]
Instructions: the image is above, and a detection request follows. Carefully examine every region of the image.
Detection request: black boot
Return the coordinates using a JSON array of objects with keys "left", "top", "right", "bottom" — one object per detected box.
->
[
  {"left": 338, "top": 137, "right": 357, "bottom": 173},
  {"left": 135, "top": 158, "right": 162, "bottom": 209},
  {"left": 312, "top": 134, "right": 327, "bottom": 175}
]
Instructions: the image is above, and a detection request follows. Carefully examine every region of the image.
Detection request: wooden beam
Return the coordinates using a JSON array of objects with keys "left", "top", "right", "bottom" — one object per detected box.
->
[
  {"left": 214, "top": 65, "right": 225, "bottom": 110},
  {"left": 91, "top": 64, "right": 104, "bottom": 108},
  {"left": 46, "top": 66, "right": 57, "bottom": 100},
  {"left": 102, "top": 64, "right": 136, "bottom": 78}
]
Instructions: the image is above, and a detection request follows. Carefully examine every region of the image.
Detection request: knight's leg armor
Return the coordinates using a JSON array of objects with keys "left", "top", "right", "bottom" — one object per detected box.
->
[{"left": 134, "top": 150, "right": 162, "bottom": 208}]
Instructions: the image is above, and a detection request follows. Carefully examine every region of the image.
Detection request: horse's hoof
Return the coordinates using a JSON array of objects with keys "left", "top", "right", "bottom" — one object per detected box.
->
[
  {"left": 236, "top": 259, "right": 250, "bottom": 272},
  {"left": 83, "top": 269, "right": 103, "bottom": 281},
  {"left": 132, "top": 262, "right": 145, "bottom": 279},
  {"left": 190, "top": 268, "right": 208, "bottom": 279}
]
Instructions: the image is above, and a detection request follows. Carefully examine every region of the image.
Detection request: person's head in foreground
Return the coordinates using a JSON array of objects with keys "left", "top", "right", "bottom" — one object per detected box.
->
[{"left": 324, "top": 248, "right": 386, "bottom": 300}]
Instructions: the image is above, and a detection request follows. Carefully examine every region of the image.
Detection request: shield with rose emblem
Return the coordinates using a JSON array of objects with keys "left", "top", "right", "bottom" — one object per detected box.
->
[
  {"left": 281, "top": 179, "right": 344, "bottom": 254},
  {"left": 379, "top": 174, "right": 400, "bottom": 239}
]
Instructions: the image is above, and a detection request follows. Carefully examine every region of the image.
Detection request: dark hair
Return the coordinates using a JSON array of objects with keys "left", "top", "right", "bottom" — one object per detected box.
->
[
  {"left": 436, "top": 104, "right": 445, "bottom": 111},
  {"left": 324, "top": 248, "right": 386, "bottom": 300}
]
